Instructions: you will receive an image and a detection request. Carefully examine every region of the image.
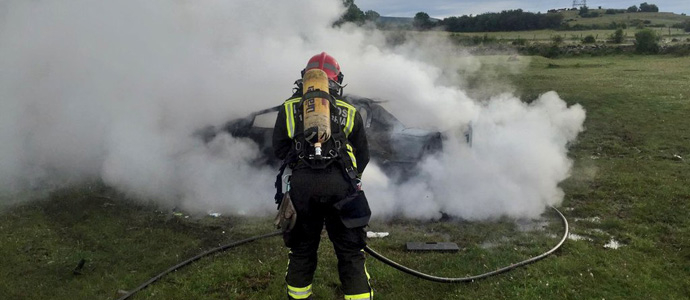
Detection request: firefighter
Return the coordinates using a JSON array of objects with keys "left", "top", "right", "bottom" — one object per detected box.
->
[{"left": 273, "top": 52, "right": 372, "bottom": 300}]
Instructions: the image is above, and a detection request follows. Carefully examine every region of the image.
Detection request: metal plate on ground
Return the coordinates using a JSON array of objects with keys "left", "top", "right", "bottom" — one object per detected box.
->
[{"left": 406, "top": 242, "right": 460, "bottom": 252}]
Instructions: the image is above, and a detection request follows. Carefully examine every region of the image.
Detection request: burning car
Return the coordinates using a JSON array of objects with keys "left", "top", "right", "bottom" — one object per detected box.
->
[{"left": 197, "top": 95, "right": 471, "bottom": 176}]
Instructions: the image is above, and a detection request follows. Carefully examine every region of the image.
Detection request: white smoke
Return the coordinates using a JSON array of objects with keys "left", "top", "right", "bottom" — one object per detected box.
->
[
  {"left": 365, "top": 92, "right": 585, "bottom": 220},
  {"left": 0, "top": 0, "right": 585, "bottom": 219}
]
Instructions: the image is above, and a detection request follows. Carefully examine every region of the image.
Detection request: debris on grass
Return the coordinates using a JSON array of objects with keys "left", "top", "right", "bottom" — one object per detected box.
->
[
  {"left": 171, "top": 208, "right": 189, "bottom": 218},
  {"left": 366, "top": 231, "right": 389, "bottom": 238},
  {"left": 73, "top": 258, "right": 86, "bottom": 275},
  {"left": 568, "top": 233, "right": 593, "bottom": 241},
  {"left": 604, "top": 238, "right": 623, "bottom": 249}
]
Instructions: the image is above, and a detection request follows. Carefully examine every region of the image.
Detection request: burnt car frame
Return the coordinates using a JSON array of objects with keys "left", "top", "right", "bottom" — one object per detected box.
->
[{"left": 198, "top": 95, "right": 471, "bottom": 177}]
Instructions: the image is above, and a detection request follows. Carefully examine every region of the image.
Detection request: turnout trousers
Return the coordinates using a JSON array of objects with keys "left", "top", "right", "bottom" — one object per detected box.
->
[{"left": 284, "top": 166, "right": 372, "bottom": 300}]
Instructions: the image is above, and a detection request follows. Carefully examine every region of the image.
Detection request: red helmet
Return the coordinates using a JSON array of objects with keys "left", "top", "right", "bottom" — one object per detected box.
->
[{"left": 304, "top": 52, "right": 343, "bottom": 83}]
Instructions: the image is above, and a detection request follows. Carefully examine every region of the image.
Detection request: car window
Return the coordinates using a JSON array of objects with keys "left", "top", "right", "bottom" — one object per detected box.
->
[
  {"left": 368, "top": 105, "right": 402, "bottom": 131},
  {"left": 253, "top": 111, "right": 278, "bottom": 128}
]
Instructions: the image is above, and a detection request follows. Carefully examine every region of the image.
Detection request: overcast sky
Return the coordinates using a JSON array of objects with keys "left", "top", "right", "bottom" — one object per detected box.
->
[{"left": 356, "top": 0, "right": 689, "bottom": 18}]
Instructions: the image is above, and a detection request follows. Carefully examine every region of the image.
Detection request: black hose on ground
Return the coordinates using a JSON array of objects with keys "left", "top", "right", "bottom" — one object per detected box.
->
[
  {"left": 116, "top": 231, "right": 282, "bottom": 300},
  {"left": 116, "top": 206, "right": 568, "bottom": 299},
  {"left": 363, "top": 206, "right": 569, "bottom": 283}
]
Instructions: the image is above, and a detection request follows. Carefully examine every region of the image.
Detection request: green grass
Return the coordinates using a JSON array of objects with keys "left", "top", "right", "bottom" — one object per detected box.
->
[
  {"left": 2, "top": 55, "right": 690, "bottom": 299},
  {"left": 450, "top": 28, "right": 689, "bottom": 45},
  {"left": 560, "top": 10, "right": 690, "bottom": 27}
]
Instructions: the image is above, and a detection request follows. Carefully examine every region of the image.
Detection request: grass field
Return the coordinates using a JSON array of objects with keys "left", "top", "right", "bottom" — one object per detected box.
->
[
  {"left": 1, "top": 54, "right": 689, "bottom": 299},
  {"left": 560, "top": 10, "right": 690, "bottom": 27},
  {"left": 450, "top": 28, "right": 689, "bottom": 43}
]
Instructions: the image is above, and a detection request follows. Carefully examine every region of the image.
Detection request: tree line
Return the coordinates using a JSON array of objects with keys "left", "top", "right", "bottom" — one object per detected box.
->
[
  {"left": 627, "top": 2, "right": 660, "bottom": 13},
  {"left": 336, "top": 0, "right": 380, "bottom": 25},
  {"left": 337, "top": 1, "right": 564, "bottom": 32},
  {"left": 438, "top": 10, "right": 564, "bottom": 32},
  {"left": 338, "top": 0, "right": 667, "bottom": 32}
]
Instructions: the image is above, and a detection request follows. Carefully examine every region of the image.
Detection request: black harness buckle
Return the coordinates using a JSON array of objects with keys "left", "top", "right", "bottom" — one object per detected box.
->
[{"left": 344, "top": 166, "right": 357, "bottom": 179}]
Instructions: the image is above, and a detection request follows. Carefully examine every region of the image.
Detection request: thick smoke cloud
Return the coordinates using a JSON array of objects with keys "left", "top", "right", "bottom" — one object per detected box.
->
[
  {"left": 0, "top": 0, "right": 585, "bottom": 219},
  {"left": 365, "top": 92, "right": 585, "bottom": 220}
]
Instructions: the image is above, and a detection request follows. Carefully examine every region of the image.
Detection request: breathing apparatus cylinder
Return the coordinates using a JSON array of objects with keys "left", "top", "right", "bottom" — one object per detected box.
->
[{"left": 301, "top": 69, "right": 332, "bottom": 158}]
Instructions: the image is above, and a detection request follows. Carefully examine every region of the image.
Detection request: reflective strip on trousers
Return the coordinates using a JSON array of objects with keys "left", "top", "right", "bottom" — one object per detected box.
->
[
  {"left": 343, "top": 249, "right": 373, "bottom": 300},
  {"left": 287, "top": 284, "right": 313, "bottom": 299},
  {"left": 344, "top": 292, "right": 372, "bottom": 300}
]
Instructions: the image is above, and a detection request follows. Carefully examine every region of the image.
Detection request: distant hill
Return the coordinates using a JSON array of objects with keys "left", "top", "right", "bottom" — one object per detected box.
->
[{"left": 378, "top": 16, "right": 412, "bottom": 25}]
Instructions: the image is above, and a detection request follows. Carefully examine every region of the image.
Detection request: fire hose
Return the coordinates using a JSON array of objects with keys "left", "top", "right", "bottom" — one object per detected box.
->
[{"left": 116, "top": 206, "right": 568, "bottom": 300}]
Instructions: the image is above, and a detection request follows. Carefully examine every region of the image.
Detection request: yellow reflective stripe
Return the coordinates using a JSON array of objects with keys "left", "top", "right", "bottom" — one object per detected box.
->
[
  {"left": 288, "top": 284, "right": 311, "bottom": 292},
  {"left": 336, "top": 99, "right": 356, "bottom": 111},
  {"left": 365, "top": 250, "right": 373, "bottom": 298},
  {"left": 344, "top": 292, "right": 371, "bottom": 300},
  {"left": 287, "top": 284, "right": 313, "bottom": 299},
  {"left": 285, "top": 250, "right": 291, "bottom": 277},
  {"left": 347, "top": 106, "right": 355, "bottom": 137},
  {"left": 342, "top": 249, "right": 374, "bottom": 300},
  {"left": 362, "top": 249, "right": 371, "bottom": 281},
  {"left": 364, "top": 260, "right": 371, "bottom": 281},
  {"left": 284, "top": 103, "right": 294, "bottom": 138},
  {"left": 336, "top": 100, "right": 356, "bottom": 137},
  {"left": 346, "top": 144, "right": 357, "bottom": 169},
  {"left": 286, "top": 98, "right": 357, "bottom": 138},
  {"left": 284, "top": 98, "right": 300, "bottom": 139}
]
